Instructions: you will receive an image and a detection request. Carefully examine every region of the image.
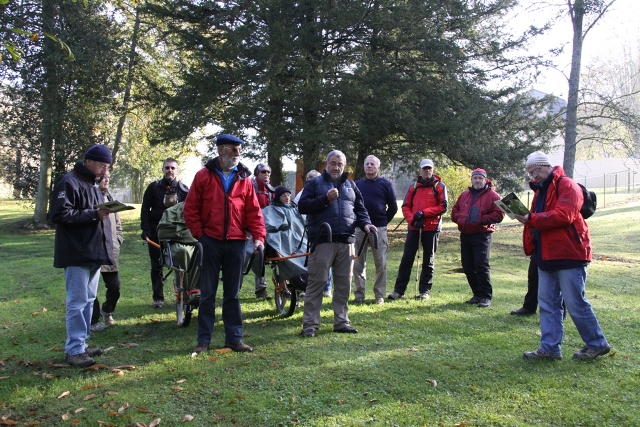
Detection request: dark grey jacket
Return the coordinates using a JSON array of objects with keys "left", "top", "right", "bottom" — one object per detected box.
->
[{"left": 51, "top": 162, "right": 113, "bottom": 268}]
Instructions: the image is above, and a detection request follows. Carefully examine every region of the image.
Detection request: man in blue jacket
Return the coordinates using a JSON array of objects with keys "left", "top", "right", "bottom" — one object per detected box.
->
[
  {"left": 352, "top": 155, "right": 397, "bottom": 305},
  {"left": 50, "top": 145, "right": 114, "bottom": 367},
  {"left": 297, "top": 150, "right": 376, "bottom": 337}
]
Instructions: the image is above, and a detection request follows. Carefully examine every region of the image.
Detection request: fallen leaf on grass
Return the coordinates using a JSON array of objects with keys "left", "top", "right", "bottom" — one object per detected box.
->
[
  {"left": 270, "top": 378, "right": 276, "bottom": 382},
  {"left": 176, "top": 379, "right": 187, "bottom": 384},
  {"left": 74, "top": 408, "right": 85, "bottom": 413},
  {"left": 0, "top": 376, "right": 10, "bottom": 380},
  {"left": 172, "top": 386, "right": 184, "bottom": 391},
  {"left": 61, "top": 412, "right": 72, "bottom": 420},
  {"left": 97, "top": 421, "right": 117, "bottom": 426},
  {"left": 119, "top": 342, "right": 138, "bottom": 347},
  {"left": 112, "top": 369, "right": 125, "bottom": 377},
  {"left": 103, "top": 346, "right": 115, "bottom": 353},
  {"left": 426, "top": 379, "right": 438, "bottom": 387},
  {"left": 118, "top": 402, "right": 129, "bottom": 413},
  {"left": 0, "top": 417, "right": 19, "bottom": 425},
  {"left": 214, "top": 348, "right": 232, "bottom": 354},
  {"left": 209, "top": 356, "right": 218, "bottom": 362},
  {"left": 0, "top": 355, "right": 15, "bottom": 366},
  {"left": 149, "top": 418, "right": 161, "bottom": 426},
  {"left": 112, "top": 365, "right": 136, "bottom": 370},
  {"left": 82, "top": 384, "right": 99, "bottom": 389},
  {"left": 83, "top": 394, "right": 96, "bottom": 401},
  {"left": 83, "top": 364, "right": 109, "bottom": 371},
  {"left": 150, "top": 318, "right": 160, "bottom": 323},
  {"left": 455, "top": 423, "right": 470, "bottom": 427},
  {"left": 58, "top": 391, "right": 71, "bottom": 399},
  {"left": 106, "top": 391, "right": 119, "bottom": 395},
  {"left": 181, "top": 415, "right": 194, "bottom": 422},
  {"left": 369, "top": 399, "right": 378, "bottom": 403},
  {"left": 193, "top": 370, "right": 205, "bottom": 375},
  {"left": 135, "top": 406, "right": 150, "bottom": 413},
  {"left": 48, "top": 363, "right": 70, "bottom": 368}
]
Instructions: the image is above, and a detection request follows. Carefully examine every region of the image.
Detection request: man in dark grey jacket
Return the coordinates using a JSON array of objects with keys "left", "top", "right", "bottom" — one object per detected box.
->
[
  {"left": 297, "top": 150, "right": 376, "bottom": 337},
  {"left": 50, "top": 145, "right": 114, "bottom": 367}
]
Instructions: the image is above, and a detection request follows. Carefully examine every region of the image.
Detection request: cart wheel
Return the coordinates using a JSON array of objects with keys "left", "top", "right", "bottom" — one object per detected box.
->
[
  {"left": 176, "top": 301, "right": 190, "bottom": 327},
  {"left": 275, "top": 280, "right": 298, "bottom": 317}
]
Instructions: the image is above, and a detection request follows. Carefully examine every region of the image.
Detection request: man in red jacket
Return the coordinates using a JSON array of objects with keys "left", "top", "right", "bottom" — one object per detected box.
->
[
  {"left": 451, "top": 168, "right": 504, "bottom": 307},
  {"left": 388, "top": 159, "right": 447, "bottom": 300},
  {"left": 184, "top": 134, "right": 266, "bottom": 354},
  {"left": 515, "top": 151, "right": 610, "bottom": 360}
]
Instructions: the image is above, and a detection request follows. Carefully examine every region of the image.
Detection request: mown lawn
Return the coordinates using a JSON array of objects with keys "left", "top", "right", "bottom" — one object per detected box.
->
[{"left": 1, "top": 199, "right": 639, "bottom": 426}]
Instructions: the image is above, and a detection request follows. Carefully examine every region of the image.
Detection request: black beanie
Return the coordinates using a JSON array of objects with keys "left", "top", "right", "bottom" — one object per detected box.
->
[
  {"left": 274, "top": 185, "right": 291, "bottom": 201},
  {"left": 84, "top": 145, "right": 113, "bottom": 164}
]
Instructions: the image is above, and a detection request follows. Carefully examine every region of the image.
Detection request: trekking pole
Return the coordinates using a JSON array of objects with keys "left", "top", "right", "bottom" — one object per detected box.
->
[{"left": 414, "top": 228, "right": 421, "bottom": 299}]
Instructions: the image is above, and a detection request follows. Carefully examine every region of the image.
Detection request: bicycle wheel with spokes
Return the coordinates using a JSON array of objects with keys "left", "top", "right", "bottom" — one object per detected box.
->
[{"left": 274, "top": 280, "right": 297, "bottom": 317}]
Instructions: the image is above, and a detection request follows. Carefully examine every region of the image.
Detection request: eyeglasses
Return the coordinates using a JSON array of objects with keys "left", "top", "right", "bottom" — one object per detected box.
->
[
  {"left": 260, "top": 170, "right": 271, "bottom": 174},
  {"left": 529, "top": 167, "right": 542, "bottom": 177},
  {"left": 222, "top": 145, "right": 242, "bottom": 154},
  {"left": 164, "top": 166, "right": 176, "bottom": 170},
  {"left": 95, "top": 161, "right": 109, "bottom": 170}
]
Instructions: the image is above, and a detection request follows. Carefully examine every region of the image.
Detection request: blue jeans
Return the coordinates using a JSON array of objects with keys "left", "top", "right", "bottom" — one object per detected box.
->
[
  {"left": 64, "top": 265, "right": 100, "bottom": 355},
  {"left": 538, "top": 266, "right": 608, "bottom": 355},
  {"left": 197, "top": 236, "right": 246, "bottom": 345}
]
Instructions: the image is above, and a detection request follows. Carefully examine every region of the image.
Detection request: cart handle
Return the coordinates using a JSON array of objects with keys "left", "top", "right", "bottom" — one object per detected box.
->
[
  {"left": 146, "top": 236, "right": 161, "bottom": 249},
  {"left": 354, "top": 229, "right": 378, "bottom": 259}
]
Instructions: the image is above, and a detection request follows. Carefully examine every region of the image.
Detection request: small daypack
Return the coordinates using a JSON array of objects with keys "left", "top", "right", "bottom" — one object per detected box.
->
[{"left": 556, "top": 177, "right": 597, "bottom": 219}]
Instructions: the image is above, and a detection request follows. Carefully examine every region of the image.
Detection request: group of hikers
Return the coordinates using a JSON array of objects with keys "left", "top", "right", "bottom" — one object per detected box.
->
[{"left": 50, "top": 138, "right": 609, "bottom": 367}]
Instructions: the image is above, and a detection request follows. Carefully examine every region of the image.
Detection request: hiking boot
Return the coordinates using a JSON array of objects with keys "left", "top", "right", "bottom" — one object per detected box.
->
[
  {"left": 511, "top": 307, "right": 536, "bottom": 315},
  {"left": 193, "top": 342, "right": 210, "bottom": 354},
  {"left": 352, "top": 297, "right": 365, "bottom": 304},
  {"left": 387, "top": 291, "right": 403, "bottom": 300},
  {"left": 255, "top": 289, "right": 272, "bottom": 300},
  {"left": 152, "top": 300, "right": 164, "bottom": 308},
  {"left": 465, "top": 295, "right": 481, "bottom": 304},
  {"left": 477, "top": 298, "right": 491, "bottom": 308},
  {"left": 85, "top": 347, "right": 103, "bottom": 357},
  {"left": 224, "top": 342, "right": 253, "bottom": 352},
  {"left": 375, "top": 298, "right": 385, "bottom": 305},
  {"left": 523, "top": 348, "right": 562, "bottom": 360},
  {"left": 323, "top": 290, "right": 332, "bottom": 298},
  {"left": 101, "top": 308, "right": 114, "bottom": 326},
  {"left": 90, "top": 322, "right": 107, "bottom": 332},
  {"left": 573, "top": 345, "right": 611, "bottom": 360},
  {"left": 301, "top": 328, "right": 316, "bottom": 338},
  {"left": 65, "top": 352, "right": 96, "bottom": 368},
  {"left": 418, "top": 292, "right": 430, "bottom": 300}
]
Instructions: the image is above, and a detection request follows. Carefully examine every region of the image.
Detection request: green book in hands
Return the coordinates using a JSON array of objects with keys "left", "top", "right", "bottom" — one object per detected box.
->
[
  {"left": 494, "top": 193, "right": 530, "bottom": 220},
  {"left": 95, "top": 200, "right": 136, "bottom": 213}
]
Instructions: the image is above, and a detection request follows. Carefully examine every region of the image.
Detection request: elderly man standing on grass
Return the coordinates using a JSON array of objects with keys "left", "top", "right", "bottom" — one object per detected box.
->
[
  {"left": 515, "top": 151, "right": 610, "bottom": 360},
  {"left": 184, "top": 134, "right": 265, "bottom": 354},
  {"left": 50, "top": 144, "right": 114, "bottom": 368},
  {"left": 297, "top": 150, "right": 376, "bottom": 337},
  {"left": 451, "top": 168, "right": 504, "bottom": 308},
  {"left": 352, "top": 155, "right": 397, "bottom": 305}
]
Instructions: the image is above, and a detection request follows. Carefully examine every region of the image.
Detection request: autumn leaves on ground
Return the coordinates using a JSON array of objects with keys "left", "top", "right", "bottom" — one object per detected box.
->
[{"left": 1, "top": 199, "right": 640, "bottom": 426}]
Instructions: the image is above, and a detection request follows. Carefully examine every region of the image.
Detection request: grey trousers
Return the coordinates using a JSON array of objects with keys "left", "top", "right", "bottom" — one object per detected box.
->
[
  {"left": 302, "top": 242, "right": 355, "bottom": 331},
  {"left": 352, "top": 227, "right": 389, "bottom": 300}
]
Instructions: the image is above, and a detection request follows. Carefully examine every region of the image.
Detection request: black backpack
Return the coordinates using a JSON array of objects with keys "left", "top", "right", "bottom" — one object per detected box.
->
[{"left": 556, "top": 177, "right": 597, "bottom": 219}]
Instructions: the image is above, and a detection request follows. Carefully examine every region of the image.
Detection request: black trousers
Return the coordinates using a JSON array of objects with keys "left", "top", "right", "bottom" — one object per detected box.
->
[
  {"left": 460, "top": 232, "right": 493, "bottom": 299},
  {"left": 393, "top": 229, "right": 439, "bottom": 295},
  {"left": 147, "top": 234, "right": 165, "bottom": 302},
  {"left": 91, "top": 271, "right": 121, "bottom": 324},
  {"left": 522, "top": 257, "right": 539, "bottom": 311}
]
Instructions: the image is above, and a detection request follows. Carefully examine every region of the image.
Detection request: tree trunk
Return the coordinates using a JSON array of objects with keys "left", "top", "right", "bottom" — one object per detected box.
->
[
  {"left": 32, "top": 0, "right": 58, "bottom": 227},
  {"left": 563, "top": 0, "right": 585, "bottom": 179},
  {"left": 112, "top": 7, "right": 141, "bottom": 165}
]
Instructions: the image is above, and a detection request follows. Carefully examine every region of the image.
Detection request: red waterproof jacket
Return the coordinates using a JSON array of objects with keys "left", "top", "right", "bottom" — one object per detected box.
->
[
  {"left": 183, "top": 158, "right": 266, "bottom": 243},
  {"left": 523, "top": 166, "right": 591, "bottom": 262},
  {"left": 401, "top": 175, "right": 448, "bottom": 232},
  {"left": 451, "top": 180, "right": 504, "bottom": 234},
  {"left": 253, "top": 178, "right": 274, "bottom": 209}
]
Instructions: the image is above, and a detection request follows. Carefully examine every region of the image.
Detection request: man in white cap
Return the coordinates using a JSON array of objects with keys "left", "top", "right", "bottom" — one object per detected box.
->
[
  {"left": 451, "top": 168, "right": 504, "bottom": 308},
  {"left": 388, "top": 158, "right": 447, "bottom": 300},
  {"left": 515, "top": 151, "right": 610, "bottom": 360}
]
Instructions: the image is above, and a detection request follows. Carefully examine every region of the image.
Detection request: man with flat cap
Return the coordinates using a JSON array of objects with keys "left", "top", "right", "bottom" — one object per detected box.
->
[
  {"left": 451, "top": 168, "right": 504, "bottom": 308},
  {"left": 388, "top": 158, "right": 448, "bottom": 301},
  {"left": 50, "top": 144, "right": 114, "bottom": 367},
  {"left": 184, "top": 134, "right": 266, "bottom": 354}
]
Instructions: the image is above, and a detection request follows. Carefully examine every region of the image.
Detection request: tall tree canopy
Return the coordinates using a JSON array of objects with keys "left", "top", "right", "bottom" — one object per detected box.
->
[{"left": 146, "top": 0, "right": 561, "bottom": 190}]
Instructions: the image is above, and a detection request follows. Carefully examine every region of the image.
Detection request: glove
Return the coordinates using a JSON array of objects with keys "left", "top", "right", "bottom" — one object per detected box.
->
[
  {"left": 412, "top": 211, "right": 424, "bottom": 223},
  {"left": 411, "top": 219, "right": 424, "bottom": 229},
  {"left": 141, "top": 230, "right": 150, "bottom": 241}
]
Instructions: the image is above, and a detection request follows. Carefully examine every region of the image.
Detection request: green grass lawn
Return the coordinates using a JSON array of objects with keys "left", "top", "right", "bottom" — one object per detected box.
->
[{"left": 1, "top": 199, "right": 639, "bottom": 426}]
